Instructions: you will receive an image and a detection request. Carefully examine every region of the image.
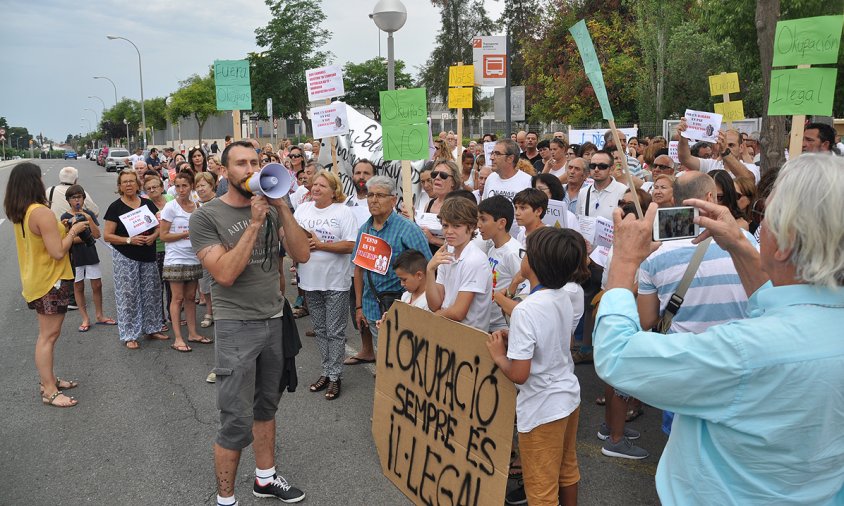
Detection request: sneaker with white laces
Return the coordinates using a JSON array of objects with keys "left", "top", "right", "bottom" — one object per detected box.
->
[
  {"left": 597, "top": 421, "right": 640, "bottom": 441},
  {"left": 601, "top": 436, "right": 649, "bottom": 460},
  {"left": 504, "top": 481, "right": 527, "bottom": 505},
  {"left": 253, "top": 474, "right": 305, "bottom": 503}
]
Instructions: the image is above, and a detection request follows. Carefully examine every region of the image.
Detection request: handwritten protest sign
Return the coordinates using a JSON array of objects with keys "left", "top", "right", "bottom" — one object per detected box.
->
[
  {"left": 681, "top": 109, "right": 723, "bottom": 143},
  {"left": 214, "top": 59, "right": 252, "bottom": 110},
  {"left": 381, "top": 88, "right": 429, "bottom": 161},
  {"left": 353, "top": 233, "right": 393, "bottom": 275},
  {"left": 449, "top": 65, "right": 475, "bottom": 87},
  {"left": 310, "top": 101, "right": 349, "bottom": 139},
  {"left": 708, "top": 72, "right": 740, "bottom": 96},
  {"left": 306, "top": 65, "right": 345, "bottom": 102},
  {"left": 448, "top": 87, "right": 473, "bottom": 109},
  {"left": 714, "top": 100, "right": 745, "bottom": 122},
  {"left": 569, "top": 20, "right": 614, "bottom": 120},
  {"left": 373, "top": 303, "right": 517, "bottom": 506},
  {"left": 768, "top": 67, "right": 836, "bottom": 116},
  {"left": 577, "top": 215, "right": 597, "bottom": 244},
  {"left": 119, "top": 206, "right": 158, "bottom": 237},
  {"left": 773, "top": 15, "right": 844, "bottom": 67}
]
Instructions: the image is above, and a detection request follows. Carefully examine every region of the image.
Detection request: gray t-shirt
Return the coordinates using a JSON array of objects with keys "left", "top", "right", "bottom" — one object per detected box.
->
[{"left": 189, "top": 198, "right": 283, "bottom": 321}]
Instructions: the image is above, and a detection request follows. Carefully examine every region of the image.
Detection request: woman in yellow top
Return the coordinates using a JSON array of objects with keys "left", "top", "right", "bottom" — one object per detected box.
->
[{"left": 4, "top": 162, "right": 91, "bottom": 408}]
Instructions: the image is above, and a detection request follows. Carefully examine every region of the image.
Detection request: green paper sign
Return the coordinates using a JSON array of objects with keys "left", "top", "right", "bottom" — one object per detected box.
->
[
  {"left": 569, "top": 20, "right": 614, "bottom": 121},
  {"left": 768, "top": 67, "right": 836, "bottom": 116},
  {"left": 216, "top": 84, "right": 252, "bottom": 111},
  {"left": 214, "top": 60, "right": 250, "bottom": 86},
  {"left": 773, "top": 15, "right": 843, "bottom": 67},
  {"left": 380, "top": 88, "right": 428, "bottom": 160}
]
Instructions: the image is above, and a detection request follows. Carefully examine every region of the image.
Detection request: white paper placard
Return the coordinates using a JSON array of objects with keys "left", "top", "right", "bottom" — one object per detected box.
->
[
  {"left": 595, "top": 216, "right": 614, "bottom": 249},
  {"left": 119, "top": 205, "right": 158, "bottom": 237},
  {"left": 483, "top": 141, "right": 496, "bottom": 164},
  {"left": 577, "top": 215, "right": 597, "bottom": 244},
  {"left": 668, "top": 141, "right": 680, "bottom": 163},
  {"left": 542, "top": 199, "right": 571, "bottom": 228},
  {"left": 589, "top": 245, "right": 610, "bottom": 268},
  {"left": 682, "top": 109, "right": 723, "bottom": 143},
  {"left": 306, "top": 64, "right": 345, "bottom": 102},
  {"left": 310, "top": 101, "right": 350, "bottom": 139},
  {"left": 415, "top": 212, "right": 443, "bottom": 237}
]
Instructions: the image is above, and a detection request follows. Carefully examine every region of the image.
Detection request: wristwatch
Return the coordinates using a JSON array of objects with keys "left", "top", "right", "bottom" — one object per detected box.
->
[{"left": 126, "top": 237, "right": 131, "bottom": 245}]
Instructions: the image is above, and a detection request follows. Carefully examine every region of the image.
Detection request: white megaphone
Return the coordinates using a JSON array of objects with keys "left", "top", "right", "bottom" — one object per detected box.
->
[{"left": 242, "top": 163, "right": 293, "bottom": 199}]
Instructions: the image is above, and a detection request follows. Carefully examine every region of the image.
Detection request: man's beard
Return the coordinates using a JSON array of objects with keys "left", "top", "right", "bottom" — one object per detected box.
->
[
  {"left": 233, "top": 177, "right": 255, "bottom": 199},
  {"left": 354, "top": 179, "right": 367, "bottom": 193}
]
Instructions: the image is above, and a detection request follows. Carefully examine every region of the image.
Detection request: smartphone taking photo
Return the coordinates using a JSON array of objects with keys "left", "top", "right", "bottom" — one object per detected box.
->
[{"left": 653, "top": 206, "right": 700, "bottom": 241}]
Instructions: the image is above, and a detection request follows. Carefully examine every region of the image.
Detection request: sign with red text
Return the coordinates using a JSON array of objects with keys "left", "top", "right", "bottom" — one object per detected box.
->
[
  {"left": 306, "top": 65, "right": 345, "bottom": 102},
  {"left": 681, "top": 109, "right": 723, "bottom": 143},
  {"left": 310, "top": 101, "right": 349, "bottom": 139},
  {"left": 118, "top": 206, "right": 158, "bottom": 237},
  {"left": 373, "top": 303, "right": 517, "bottom": 506},
  {"left": 353, "top": 233, "right": 393, "bottom": 275}
]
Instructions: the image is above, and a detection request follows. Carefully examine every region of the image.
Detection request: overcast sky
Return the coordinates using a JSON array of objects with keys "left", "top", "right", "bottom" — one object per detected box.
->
[{"left": 0, "top": 0, "right": 505, "bottom": 141}]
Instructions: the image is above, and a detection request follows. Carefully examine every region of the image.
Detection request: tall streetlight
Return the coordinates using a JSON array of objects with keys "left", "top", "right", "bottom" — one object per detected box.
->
[
  {"left": 370, "top": 0, "right": 407, "bottom": 91},
  {"left": 93, "top": 76, "right": 119, "bottom": 106},
  {"left": 82, "top": 117, "right": 92, "bottom": 132},
  {"left": 107, "top": 35, "right": 146, "bottom": 149},
  {"left": 88, "top": 95, "right": 106, "bottom": 113},
  {"left": 84, "top": 108, "right": 99, "bottom": 128}
]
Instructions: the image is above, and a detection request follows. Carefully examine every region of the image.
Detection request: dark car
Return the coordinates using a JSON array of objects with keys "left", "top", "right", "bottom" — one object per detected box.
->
[{"left": 64, "top": 150, "right": 78, "bottom": 159}]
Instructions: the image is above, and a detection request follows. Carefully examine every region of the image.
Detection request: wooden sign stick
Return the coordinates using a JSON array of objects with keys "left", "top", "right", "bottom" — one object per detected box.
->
[
  {"left": 455, "top": 61, "right": 464, "bottom": 160},
  {"left": 787, "top": 64, "right": 810, "bottom": 158},
  {"left": 323, "top": 98, "right": 339, "bottom": 174},
  {"left": 401, "top": 160, "right": 413, "bottom": 220},
  {"left": 232, "top": 110, "right": 242, "bottom": 141},
  {"left": 608, "top": 119, "right": 643, "bottom": 218},
  {"left": 720, "top": 72, "right": 733, "bottom": 130}
]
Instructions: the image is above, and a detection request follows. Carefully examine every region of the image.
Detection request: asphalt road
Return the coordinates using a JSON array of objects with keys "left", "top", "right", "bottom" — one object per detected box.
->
[{"left": 0, "top": 157, "right": 664, "bottom": 505}]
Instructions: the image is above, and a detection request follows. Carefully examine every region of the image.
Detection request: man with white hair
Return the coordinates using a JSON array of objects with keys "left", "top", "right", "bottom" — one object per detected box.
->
[
  {"left": 594, "top": 154, "right": 844, "bottom": 504},
  {"left": 47, "top": 166, "right": 100, "bottom": 218}
]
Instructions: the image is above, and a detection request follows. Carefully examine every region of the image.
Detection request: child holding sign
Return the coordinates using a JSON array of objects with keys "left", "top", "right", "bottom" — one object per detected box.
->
[{"left": 486, "top": 227, "right": 583, "bottom": 506}]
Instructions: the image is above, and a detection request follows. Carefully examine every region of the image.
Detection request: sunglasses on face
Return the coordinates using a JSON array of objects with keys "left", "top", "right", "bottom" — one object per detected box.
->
[
  {"left": 430, "top": 171, "right": 451, "bottom": 180},
  {"left": 652, "top": 164, "right": 673, "bottom": 171},
  {"left": 589, "top": 163, "right": 611, "bottom": 171},
  {"left": 289, "top": 153, "right": 303, "bottom": 158}
]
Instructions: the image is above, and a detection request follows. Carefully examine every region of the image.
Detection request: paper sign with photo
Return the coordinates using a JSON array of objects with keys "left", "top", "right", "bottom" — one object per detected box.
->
[
  {"left": 681, "top": 109, "right": 723, "bottom": 143},
  {"left": 310, "top": 102, "right": 350, "bottom": 139},
  {"left": 353, "top": 233, "right": 393, "bottom": 275},
  {"left": 119, "top": 206, "right": 158, "bottom": 237}
]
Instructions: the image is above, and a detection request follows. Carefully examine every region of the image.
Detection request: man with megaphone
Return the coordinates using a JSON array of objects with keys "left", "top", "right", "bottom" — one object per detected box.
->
[{"left": 189, "top": 140, "right": 311, "bottom": 505}]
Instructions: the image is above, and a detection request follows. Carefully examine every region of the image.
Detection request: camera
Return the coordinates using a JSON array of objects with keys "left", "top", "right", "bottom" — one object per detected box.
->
[{"left": 70, "top": 213, "right": 95, "bottom": 247}]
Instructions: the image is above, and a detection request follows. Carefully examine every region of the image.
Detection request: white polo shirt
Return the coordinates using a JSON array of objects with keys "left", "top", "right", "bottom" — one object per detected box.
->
[
  {"left": 575, "top": 178, "right": 629, "bottom": 220},
  {"left": 698, "top": 157, "right": 760, "bottom": 184}
]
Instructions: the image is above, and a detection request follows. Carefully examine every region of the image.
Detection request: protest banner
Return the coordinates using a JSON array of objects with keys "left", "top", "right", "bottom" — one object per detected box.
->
[
  {"left": 305, "top": 64, "right": 345, "bottom": 102},
  {"left": 594, "top": 216, "right": 614, "bottom": 249},
  {"left": 708, "top": 73, "right": 740, "bottom": 96},
  {"left": 567, "top": 127, "right": 638, "bottom": 150},
  {"left": 768, "top": 67, "right": 836, "bottom": 116},
  {"left": 449, "top": 65, "right": 475, "bottom": 88},
  {"left": 373, "top": 303, "right": 517, "bottom": 506},
  {"left": 772, "top": 15, "right": 843, "bottom": 67},
  {"left": 448, "top": 88, "right": 473, "bottom": 110},
  {"left": 381, "top": 88, "right": 429, "bottom": 211},
  {"left": 577, "top": 215, "right": 597, "bottom": 244},
  {"left": 471, "top": 36, "right": 507, "bottom": 87},
  {"left": 310, "top": 101, "right": 350, "bottom": 139},
  {"left": 119, "top": 206, "right": 158, "bottom": 237},
  {"left": 353, "top": 233, "right": 393, "bottom": 276},
  {"left": 449, "top": 63, "right": 473, "bottom": 160},
  {"left": 714, "top": 100, "right": 745, "bottom": 123},
  {"left": 681, "top": 109, "right": 723, "bottom": 143},
  {"left": 214, "top": 59, "right": 252, "bottom": 140}
]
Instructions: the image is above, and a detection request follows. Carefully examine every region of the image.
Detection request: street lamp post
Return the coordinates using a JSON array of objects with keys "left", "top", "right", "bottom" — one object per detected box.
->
[
  {"left": 123, "top": 119, "right": 130, "bottom": 150},
  {"left": 93, "top": 76, "right": 119, "bottom": 106},
  {"left": 82, "top": 117, "right": 92, "bottom": 132},
  {"left": 107, "top": 35, "right": 146, "bottom": 149},
  {"left": 84, "top": 108, "right": 99, "bottom": 128},
  {"left": 370, "top": 0, "right": 407, "bottom": 91}
]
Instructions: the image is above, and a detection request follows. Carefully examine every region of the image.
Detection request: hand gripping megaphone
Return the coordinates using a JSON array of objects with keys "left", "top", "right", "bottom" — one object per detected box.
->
[{"left": 242, "top": 163, "right": 293, "bottom": 199}]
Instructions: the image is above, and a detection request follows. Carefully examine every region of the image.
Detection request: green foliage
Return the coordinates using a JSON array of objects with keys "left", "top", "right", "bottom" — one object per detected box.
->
[
  {"left": 342, "top": 57, "right": 413, "bottom": 121},
  {"left": 250, "top": 0, "right": 332, "bottom": 133},
  {"left": 144, "top": 97, "right": 168, "bottom": 131},
  {"left": 167, "top": 71, "right": 217, "bottom": 143},
  {"left": 102, "top": 98, "right": 141, "bottom": 130},
  {"left": 496, "top": 0, "right": 541, "bottom": 86}
]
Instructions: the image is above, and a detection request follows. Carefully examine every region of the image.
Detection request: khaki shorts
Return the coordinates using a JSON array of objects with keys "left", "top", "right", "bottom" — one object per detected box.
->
[{"left": 518, "top": 407, "right": 581, "bottom": 506}]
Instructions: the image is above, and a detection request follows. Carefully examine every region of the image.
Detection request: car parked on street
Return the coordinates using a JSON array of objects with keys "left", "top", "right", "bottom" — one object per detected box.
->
[
  {"left": 105, "top": 148, "right": 131, "bottom": 172},
  {"left": 64, "top": 150, "right": 78, "bottom": 159}
]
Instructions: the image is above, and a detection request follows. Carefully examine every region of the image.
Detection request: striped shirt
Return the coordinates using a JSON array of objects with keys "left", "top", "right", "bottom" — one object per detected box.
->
[{"left": 638, "top": 230, "right": 758, "bottom": 334}]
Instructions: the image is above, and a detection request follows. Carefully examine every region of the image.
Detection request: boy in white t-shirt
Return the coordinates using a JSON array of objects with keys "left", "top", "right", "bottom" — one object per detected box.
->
[
  {"left": 426, "top": 197, "right": 492, "bottom": 332},
  {"left": 478, "top": 195, "right": 521, "bottom": 331},
  {"left": 377, "top": 249, "right": 430, "bottom": 330},
  {"left": 513, "top": 188, "right": 547, "bottom": 246},
  {"left": 486, "top": 227, "right": 584, "bottom": 506}
]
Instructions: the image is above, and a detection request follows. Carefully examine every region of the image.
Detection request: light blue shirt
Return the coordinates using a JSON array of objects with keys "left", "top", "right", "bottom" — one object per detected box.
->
[{"left": 594, "top": 284, "right": 844, "bottom": 505}]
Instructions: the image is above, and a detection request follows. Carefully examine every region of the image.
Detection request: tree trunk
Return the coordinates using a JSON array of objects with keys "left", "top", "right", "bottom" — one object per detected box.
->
[
  {"left": 756, "top": 0, "right": 786, "bottom": 176},
  {"left": 196, "top": 114, "right": 204, "bottom": 146}
]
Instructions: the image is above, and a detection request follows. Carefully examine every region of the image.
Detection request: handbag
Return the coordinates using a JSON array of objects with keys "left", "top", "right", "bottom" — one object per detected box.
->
[
  {"left": 655, "top": 238, "right": 712, "bottom": 334},
  {"left": 366, "top": 268, "right": 403, "bottom": 314}
]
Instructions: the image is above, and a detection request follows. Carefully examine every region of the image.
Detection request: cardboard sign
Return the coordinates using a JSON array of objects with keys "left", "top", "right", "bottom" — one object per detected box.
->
[
  {"left": 569, "top": 20, "right": 614, "bottom": 120},
  {"left": 471, "top": 36, "right": 507, "bottom": 87},
  {"left": 668, "top": 141, "right": 680, "bottom": 164},
  {"left": 306, "top": 64, "right": 345, "bottom": 102},
  {"left": 449, "top": 65, "right": 475, "bottom": 87},
  {"left": 353, "top": 233, "right": 393, "bottom": 275},
  {"left": 594, "top": 216, "right": 614, "bottom": 249},
  {"left": 714, "top": 100, "right": 745, "bottom": 122},
  {"left": 119, "top": 206, "right": 158, "bottom": 237},
  {"left": 542, "top": 199, "right": 572, "bottom": 229},
  {"left": 681, "top": 109, "right": 723, "bottom": 143},
  {"left": 373, "top": 303, "right": 517, "bottom": 506},
  {"left": 380, "top": 88, "right": 429, "bottom": 161},
  {"left": 768, "top": 67, "right": 837, "bottom": 116},
  {"left": 448, "top": 87, "right": 473, "bottom": 109},
  {"left": 773, "top": 15, "right": 844, "bottom": 67},
  {"left": 310, "top": 101, "right": 350, "bottom": 139},
  {"left": 708, "top": 72, "right": 740, "bottom": 96},
  {"left": 214, "top": 59, "right": 252, "bottom": 110}
]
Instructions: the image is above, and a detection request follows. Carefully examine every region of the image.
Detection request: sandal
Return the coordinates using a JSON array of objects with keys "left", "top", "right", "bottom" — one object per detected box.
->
[
  {"left": 40, "top": 378, "right": 79, "bottom": 394},
  {"left": 309, "top": 376, "right": 330, "bottom": 392},
  {"left": 146, "top": 332, "right": 169, "bottom": 341},
  {"left": 625, "top": 406, "right": 645, "bottom": 423},
  {"left": 325, "top": 380, "right": 341, "bottom": 400},
  {"left": 170, "top": 343, "right": 192, "bottom": 353},
  {"left": 293, "top": 307, "right": 309, "bottom": 319},
  {"left": 596, "top": 396, "right": 606, "bottom": 406},
  {"left": 78, "top": 324, "right": 90, "bottom": 332},
  {"left": 42, "top": 390, "right": 77, "bottom": 408},
  {"left": 188, "top": 336, "right": 214, "bottom": 344},
  {"left": 200, "top": 314, "right": 214, "bottom": 328},
  {"left": 125, "top": 340, "right": 140, "bottom": 350}
]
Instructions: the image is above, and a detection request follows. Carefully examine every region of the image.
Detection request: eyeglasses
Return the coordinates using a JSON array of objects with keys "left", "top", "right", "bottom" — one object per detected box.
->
[
  {"left": 145, "top": 185, "right": 162, "bottom": 191},
  {"left": 490, "top": 151, "right": 509, "bottom": 157},
  {"left": 289, "top": 154, "right": 303, "bottom": 159},
  {"left": 430, "top": 171, "right": 451, "bottom": 180},
  {"left": 716, "top": 193, "right": 725, "bottom": 203},
  {"left": 589, "top": 163, "right": 611, "bottom": 171},
  {"left": 518, "top": 248, "right": 526, "bottom": 259},
  {"left": 366, "top": 192, "right": 394, "bottom": 200},
  {"left": 652, "top": 164, "right": 674, "bottom": 171}
]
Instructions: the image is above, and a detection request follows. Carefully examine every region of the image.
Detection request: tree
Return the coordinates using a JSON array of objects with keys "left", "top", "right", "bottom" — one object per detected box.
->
[
  {"left": 250, "top": 0, "right": 332, "bottom": 135},
  {"left": 496, "top": 0, "right": 540, "bottom": 87},
  {"left": 103, "top": 99, "right": 141, "bottom": 133},
  {"left": 755, "top": 0, "right": 787, "bottom": 175},
  {"left": 419, "top": 0, "right": 494, "bottom": 117},
  {"left": 167, "top": 71, "right": 217, "bottom": 145},
  {"left": 342, "top": 57, "right": 413, "bottom": 121}
]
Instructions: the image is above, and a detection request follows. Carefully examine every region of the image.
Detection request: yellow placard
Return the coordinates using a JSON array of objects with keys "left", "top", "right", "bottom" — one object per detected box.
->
[
  {"left": 714, "top": 100, "right": 745, "bottom": 122},
  {"left": 448, "top": 65, "right": 475, "bottom": 87},
  {"left": 448, "top": 87, "right": 473, "bottom": 109},
  {"left": 708, "top": 72, "right": 740, "bottom": 96}
]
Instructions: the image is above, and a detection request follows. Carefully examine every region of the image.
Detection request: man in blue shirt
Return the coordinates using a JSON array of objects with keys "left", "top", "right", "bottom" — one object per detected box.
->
[{"left": 594, "top": 153, "right": 844, "bottom": 505}]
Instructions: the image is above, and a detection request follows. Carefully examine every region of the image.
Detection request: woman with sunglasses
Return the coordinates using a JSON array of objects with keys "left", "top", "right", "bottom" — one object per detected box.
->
[
  {"left": 419, "top": 160, "right": 462, "bottom": 255},
  {"left": 288, "top": 145, "right": 306, "bottom": 174},
  {"left": 188, "top": 146, "right": 207, "bottom": 174},
  {"left": 103, "top": 169, "right": 166, "bottom": 349}
]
